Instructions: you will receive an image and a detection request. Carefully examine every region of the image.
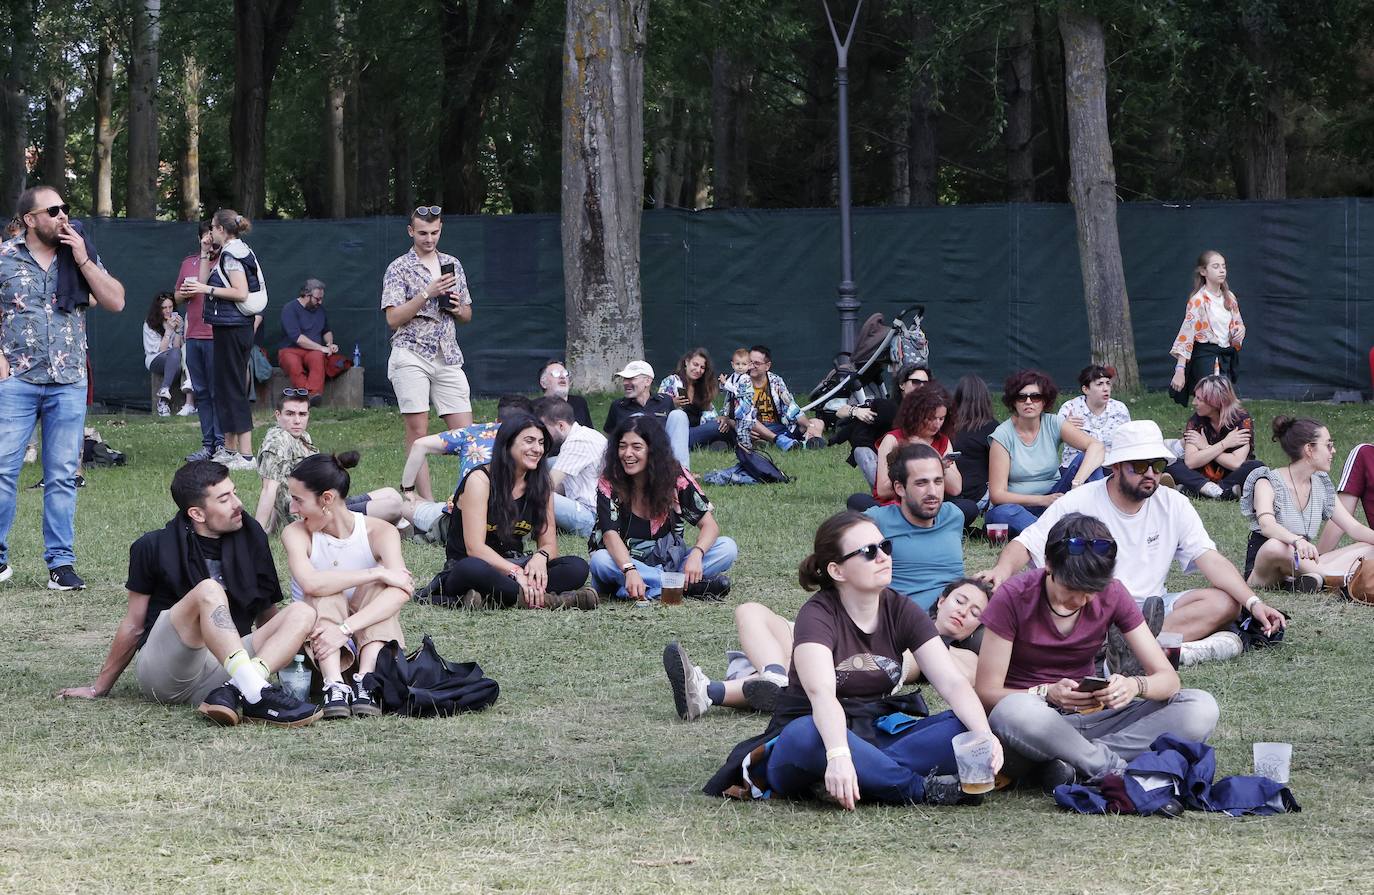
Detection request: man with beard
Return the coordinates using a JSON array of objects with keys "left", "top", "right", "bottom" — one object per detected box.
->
[
  {"left": 977, "top": 420, "right": 1287, "bottom": 668},
  {"left": 0, "top": 185, "right": 126, "bottom": 590},
  {"left": 57, "top": 461, "right": 322, "bottom": 727},
  {"left": 864, "top": 443, "right": 965, "bottom": 610}
]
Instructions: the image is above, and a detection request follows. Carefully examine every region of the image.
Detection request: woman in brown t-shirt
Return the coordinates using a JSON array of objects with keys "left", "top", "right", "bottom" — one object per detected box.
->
[{"left": 751, "top": 511, "right": 1002, "bottom": 808}]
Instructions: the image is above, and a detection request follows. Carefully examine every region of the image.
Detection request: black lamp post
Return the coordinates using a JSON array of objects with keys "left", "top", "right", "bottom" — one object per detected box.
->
[{"left": 823, "top": 0, "right": 864, "bottom": 357}]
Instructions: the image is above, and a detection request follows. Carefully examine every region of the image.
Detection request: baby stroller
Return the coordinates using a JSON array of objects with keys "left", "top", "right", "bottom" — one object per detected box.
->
[{"left": 801, "top": 304, "right": 928, "bottom": 429}]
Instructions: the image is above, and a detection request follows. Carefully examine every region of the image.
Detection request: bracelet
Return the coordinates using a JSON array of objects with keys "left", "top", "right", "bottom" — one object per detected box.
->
[
  {"left": 209, "top": 287, "right": 215, "bottom": 299},
  {"left": 1245, "top": 595, "right": 1262, "bottom": 612},
  {"left": 1134, "top": 675, "right": 1148, "bottom": 699},
  {"left": 620, "top": 561, "right": 637, "bottom": 573},
  {"left": 689, "top": 546, "right": 704, "bottom": 558},
  {"left": 508, "top": 566, "right": 523, "bottom": 579},
  {"left": 400, "top": 483, "right": 416, "bottom": 494},
  {"left": 339, "top": 621, "right": 353, "bottom": 638},
  {"left": 78, "top": 257, "right": 92, "bottom": 268},
  {"left": 535, "top": 548, "right": 551, "bottom": 562},
  {"left": 825, "top": 746, "right": 851, "bottom": 762}
]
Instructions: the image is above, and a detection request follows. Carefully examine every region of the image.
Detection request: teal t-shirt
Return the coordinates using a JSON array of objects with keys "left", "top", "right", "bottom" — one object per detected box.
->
[
  {"left": 864, "top": 501, "right": 965, "bottom": 610},
  {"left": 990, "top": 413, "right": 1064, "bottom": 496}
]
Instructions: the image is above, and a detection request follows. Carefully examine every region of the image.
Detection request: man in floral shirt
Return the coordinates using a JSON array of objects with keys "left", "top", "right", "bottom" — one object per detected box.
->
[
  {"left": 380, "top": 206, "right": 473, "bottom": 501},
  {"left": 0, "top": 186, "right": 126, "bottom": 590}
]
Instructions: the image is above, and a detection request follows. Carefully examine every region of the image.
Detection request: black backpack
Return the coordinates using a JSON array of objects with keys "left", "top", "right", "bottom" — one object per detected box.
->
[
  {"left": 369, "top": 635, "right": 499, "bottom": 717},
  {"left": 735, "top": 445, "right": 791, "bottom": 484}
]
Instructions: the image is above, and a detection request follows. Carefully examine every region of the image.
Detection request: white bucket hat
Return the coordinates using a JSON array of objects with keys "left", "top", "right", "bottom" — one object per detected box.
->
[{"left": 1102, "top": 420, "right": 1175, "bottom": 466}]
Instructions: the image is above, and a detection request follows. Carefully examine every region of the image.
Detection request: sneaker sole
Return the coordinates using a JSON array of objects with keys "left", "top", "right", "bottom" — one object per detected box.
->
[
  {"left": 48, "top": 579, "right": 86, "bottom": 591},
  {"left": 662, "top": 643, "right": 695, "bottom": 721},
  {"left": 351, "top": 703, "right": 382, "bottom": 718},
  {"left": 322, "top": 704, "right": 352, "bottom": 720},
  {"left": 742, "top": 679, "right": 782, "bottom": 713},
  {"left": 0, "top": 565, "right": 12, "bottom": 583},
  {"left": 245, "top": 707, "right": 325, "bottom": 728},
  {"left": 196, "top": 702, "right": 243, "bottom": 726}
]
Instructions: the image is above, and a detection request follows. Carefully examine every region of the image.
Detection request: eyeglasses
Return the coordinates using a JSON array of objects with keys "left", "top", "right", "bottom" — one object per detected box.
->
[
  {"left": 1014, "top": 392, "right": 1045, "bottom": 403},
  {"left": 1059, "top": 537, "right": 1116, "bottom": 557},
  {"left": 1126, "top": 459, "right": 1168, "bottom": 475},
  {"left": 838, "top": 539, "right": 893, "bottom": 563},
  {"left": 281, "top": 388, "right": 309, "bottom": 398},
  {"left": 413, "top": 205, "right": 442, "bottom": 219},
  {"left": 28, "top": 204, "right": 70, "bottom": 218},
  {"left": 906, "top": 376, "right": 928, "bottom": 385}
]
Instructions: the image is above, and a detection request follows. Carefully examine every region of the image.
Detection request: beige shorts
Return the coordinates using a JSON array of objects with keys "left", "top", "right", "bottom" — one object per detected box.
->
[
  {"left": 387, "top": 345, "right": 471, "bottom": 416},
  {"left": 135, "top": 610, "right": 256, "bottom": 708}
]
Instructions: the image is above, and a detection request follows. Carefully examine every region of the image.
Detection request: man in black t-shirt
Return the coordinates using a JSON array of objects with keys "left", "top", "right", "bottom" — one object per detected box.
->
[
  {"left": 57, "top": 461, "right": 322, "bottom": 727},
  {"left": 603, "top": 360, "right": 691, "bottom": 468},
  {"left": 537, "top": 358, "right": 594, "bottom": 429}
]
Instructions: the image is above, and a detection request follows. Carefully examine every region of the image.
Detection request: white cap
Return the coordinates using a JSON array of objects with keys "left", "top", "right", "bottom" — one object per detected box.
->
[
  {"left": 615, "top": 360, "right": 654, "bottom": 380},
  {"left": 1102, "top": 420, "right": 1175, "bottom": 466}
]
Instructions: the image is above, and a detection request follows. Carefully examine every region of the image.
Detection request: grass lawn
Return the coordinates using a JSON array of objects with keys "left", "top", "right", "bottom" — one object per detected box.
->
[{"left": 3, "top": 391, "right": 1373, "bottom": 894}]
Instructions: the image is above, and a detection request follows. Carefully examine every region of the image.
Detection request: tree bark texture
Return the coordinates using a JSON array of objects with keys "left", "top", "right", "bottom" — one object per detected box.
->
[
  {"left": 232, "top": 0, "right": 303, "bottom": 217},
  {"left": 1235, "top": 15, "right": 1287, "bottom": 199},
  {"left": 93, "top": 34, "right": 116, "bottom": 216},
  {"left": 906, "top": 10, "right": 937, "bottom": 206},
  {"left": 126, "top": 0, "right": 161, "bottom": 217},
  {"left": 327, "top": 0, "right": 347, "bottom": 218},
  {"left": 180, "top": 58, "right": 202, "bottom": 221},
  {"left": 1002, "top": 2, "right": 1035, "bottom": 202},
  {"left": 1032, "top": 7, "right": 1069, "bottom": 203},
  {"left": 562, "top": 0, "right": 648, "bottom": 391},
  {"left": 1058, "top": 6, "right": 1139, "bottom": 391},
  {"left": 41, "top": 72, "right": 67, "bottom": 190},
  {"left": 438, "top": 0, "right": 539, "bottom": 214},
  {"left": 1, "top": 0, "right": 36, "bottom": 212},
  {"left": 710, "top": 48, "right": 752, "bottom": 207}
]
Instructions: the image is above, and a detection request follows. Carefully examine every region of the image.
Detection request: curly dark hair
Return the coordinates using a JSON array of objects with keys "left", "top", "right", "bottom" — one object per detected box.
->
[
  {"left": 673, "top": 348, "right": 718, "bottom": 411},
  {"left": 1001, "top": 369, "right": 1058, "bottom": 412},
  {"left": 894, "top": 382, "right": 953, "bottom": 441},
  {"left": 485, "top": 414, "right": 553, "bottom": 545},
  {"left": 604, "top": 416, "right": 681, "bottom": 521}
]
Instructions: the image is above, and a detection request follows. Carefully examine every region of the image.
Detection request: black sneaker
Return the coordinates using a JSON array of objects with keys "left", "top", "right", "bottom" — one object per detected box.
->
[
  {"left": 741, "top": 678, "right": 783, "bottom": 713},
  {"left": 922, "top": 772, "right": 984, "bottom": 806},
  {"left": 48, "top": 565, "right": 86, "bottom": 591},
  {"left": 322, "top": 682, "right": 353, "bottom": 720},
  {"left": 0, "top": 563, "right": 11, "bottom": 583},
  {"left": 350, "top": 677, "right": 381, "bottom": 717},
  {"left": 74, "top": 474, "right": 86, "bottom": 488},
  {"left": 685, "top": 574, "right": 732, "bottom": 602},
  {"left": 1038, "top": 759, "right": 1076, "bottom": 794},
  {"left": 242, "top": 684, "right": 323, "bottom": 727},
  {"left": 197, "top": 683, "right": 243, "bottom": 726},
  {"left": 185, "top": 446, "right": 215, "bottom": 462}
]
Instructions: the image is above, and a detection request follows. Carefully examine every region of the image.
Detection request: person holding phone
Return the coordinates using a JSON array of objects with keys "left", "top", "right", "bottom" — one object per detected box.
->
[
  {"left": 381, "top": 206, "right": 474, "bottom": 501},
  {"left": 142, "top": 291, "right": 185, "bottom": 417},
  {"left": 658, "top": 348, "right": 728, "bottom": 449},
  {"left": 974, "top": 513, "right": 1218, "bottom": 789}
]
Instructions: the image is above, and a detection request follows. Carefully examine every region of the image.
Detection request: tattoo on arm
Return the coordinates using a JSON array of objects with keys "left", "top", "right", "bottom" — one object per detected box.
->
[{"left": 210, "top": 604, "right": 235, "bottom": 630}]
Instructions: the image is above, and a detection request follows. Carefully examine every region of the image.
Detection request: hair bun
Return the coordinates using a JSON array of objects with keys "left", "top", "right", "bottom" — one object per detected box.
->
[
  {"left": 333, "top": 450, "right": 360, "bottom": 470},
  {"left": 1271, "top": 415, "right": 1295, "bottom": 440}
]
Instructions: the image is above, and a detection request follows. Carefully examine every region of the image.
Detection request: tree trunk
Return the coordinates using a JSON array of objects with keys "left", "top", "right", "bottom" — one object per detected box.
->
[
  {"left": 231, "top": 0, "right": 303, "bottom": 217},
  {"left": 1235, "top": 16, "right": 1287, "bottom": 199},
  {"left": 326, "top": 0, "right": 347, "bottom": 218},
  {"left": 710, "top": 48, "right": 752, "bottom": 207},
  {"left": 0, "top": 0, "right": 36, "bottom": 211},
  {"left": 1003, "top": 2, "right": 1035, "bottom": 202},
  {"left": 438, "top": 0, "right": 539, "bottom": 214},
  {"left": 562, "top": 0, "right": 649, "bottom": 391},
  {"left": 93, "top": 34, "right": 116, "bottom": 216},
  {"left": 1058, "top": 6, "right": 1139, "bottom": 391},
  {"left": 40, "top": 73, "right": 67, "bottom": 189},
  {"left": 906, "top": 10, "right": 937, "bottom": 206},
  {"left": 126, "top": 0, "right": 161, "bottom": 218},
  {"left": 180, "top": 57, "right": 202, "bottom": 221},
  {"left": 1033, "top": 7, "right": 1069, "bottom": 203},
  {"left": 391, "top": 111, "right": 415, "bottom": 215},
  {"left": 649, "top": 92, "right": 673, "bottom": 208}
]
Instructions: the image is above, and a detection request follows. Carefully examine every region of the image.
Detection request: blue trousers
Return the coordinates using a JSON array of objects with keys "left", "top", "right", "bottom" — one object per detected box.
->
[
  {"left": 765, "top": 710, "right": 967, "bottom": 805},
  {"left": 0, "top": 377, "right": 86, "bottom": 569},
  {"left": 985, "top": 455, "right": 1104, "bottom": 536},
  {"left": 185, "top": 338, "right": 221, "bottom": 450},
  {"left": 588, "top": 537, "right": 737, "bottom": 599}
]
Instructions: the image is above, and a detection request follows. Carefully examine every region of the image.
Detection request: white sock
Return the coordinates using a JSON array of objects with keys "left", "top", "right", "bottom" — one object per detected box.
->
[{"left": 225, "top": 649, "right": 269, "bottom": 703}]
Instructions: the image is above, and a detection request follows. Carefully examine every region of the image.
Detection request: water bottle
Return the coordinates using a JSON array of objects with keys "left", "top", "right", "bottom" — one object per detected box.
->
[
  {"left": 280, "top": 654, "right": 312, "bottom": 702},
  {"left": 352, "top": 343, "right": 362, "bottom": 367}
]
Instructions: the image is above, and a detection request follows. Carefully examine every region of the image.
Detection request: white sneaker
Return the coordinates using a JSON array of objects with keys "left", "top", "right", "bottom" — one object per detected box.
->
[
  {"left": 759, "top": 669, "right": 789, "bottom": 689},
  {"left": 1199, "top": 482, "right": 1225, "bottom": 499},
  {"left": 156, "top": 399, "right": 171, "bottom": 417},
  {"left": 225, "top": 452, "right": 257, "bottom": 472},
  {"left": 663, "top": 642, "right": 712, "bottom": 721},
  {"left": 157, "top": 386, "right": 172, "bottom": 400},
  {"left": 23, "top": 443, "right": 37, "bottom": 465},
  {"left": 1180, "top": 630, "right": 1243, "bottom": 667},
  {"left": 210, "top": 447, "right": 239, "bottom": 466},
  {"left": 177, "top": 404, "right": 198, "bottom": 416}
]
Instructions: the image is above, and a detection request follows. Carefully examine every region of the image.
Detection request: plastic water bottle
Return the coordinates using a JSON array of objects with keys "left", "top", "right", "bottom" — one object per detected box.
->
[
  {"left": 280, "top": 654, "right": 312, "bottom": 702},
  {"left": 352, "top": 343, "right": 362, "bottom": 367}
]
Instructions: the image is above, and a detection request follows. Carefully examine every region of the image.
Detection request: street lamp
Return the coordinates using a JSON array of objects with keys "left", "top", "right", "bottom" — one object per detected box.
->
[{"left": 822, "top": 0, "right": 864, "bottom": 356}]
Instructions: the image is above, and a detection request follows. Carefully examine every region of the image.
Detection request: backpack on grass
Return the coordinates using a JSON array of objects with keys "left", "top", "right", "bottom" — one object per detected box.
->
[{"left": 369, "top": 635, "right": 499, "bottom": 717}]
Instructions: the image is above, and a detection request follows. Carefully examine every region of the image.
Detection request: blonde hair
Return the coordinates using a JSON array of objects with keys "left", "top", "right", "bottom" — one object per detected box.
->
[
  {"left": 1192, "top": 250, "right": 1238, "bottom": 311},
  {"left": 1193, "top": 374, "right": 1245, "bottom": 429}
]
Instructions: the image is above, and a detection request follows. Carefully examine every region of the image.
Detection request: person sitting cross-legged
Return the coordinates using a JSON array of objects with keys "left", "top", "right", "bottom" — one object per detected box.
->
[
  {"left": 282, "top": 451, "right": 412, "bottom": 719},
  {"left": 56, "top": 460, "right": 322, "bottom": 727}
]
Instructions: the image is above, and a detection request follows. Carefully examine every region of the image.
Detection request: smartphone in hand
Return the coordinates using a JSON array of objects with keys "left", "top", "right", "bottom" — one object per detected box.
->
[
  {"left": 1075, "top": 676, "right": 1109, "bottom": 693},
  {"left": 439, "top": 262, "right": 457, "bottom": 310}
]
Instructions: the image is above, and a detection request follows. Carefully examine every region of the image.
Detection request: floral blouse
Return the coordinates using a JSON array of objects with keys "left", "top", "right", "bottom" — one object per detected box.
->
[
  {"left": 589, "top": 469, "right": 713, "bottom": 561},
  {"left": 1171, "top": 288, "right": 1245, "bottom": 362},
  {"left": 380, "top": 249, "right": 471, "bottom": 365},
  {"left": 0, "top": 236, "right": 103, "bottom": 385}
]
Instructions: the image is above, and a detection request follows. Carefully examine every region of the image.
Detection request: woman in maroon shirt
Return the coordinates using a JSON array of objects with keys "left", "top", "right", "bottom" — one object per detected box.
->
[{"left": 974, "top": 513, "right": 1218, "bottom": 788}]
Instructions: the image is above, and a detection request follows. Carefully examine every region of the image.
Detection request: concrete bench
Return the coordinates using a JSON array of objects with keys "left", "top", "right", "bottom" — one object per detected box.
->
[{"left": 259, "top": 365, "right": 365, "bottom": 409}]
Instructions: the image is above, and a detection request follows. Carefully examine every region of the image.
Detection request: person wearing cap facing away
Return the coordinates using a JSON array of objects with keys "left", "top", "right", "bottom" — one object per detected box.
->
[
  {"left": 976, "top": 420, "right": 1287, "bottom": 670},
  {"left": 603, "top": 360, "right": 691, "bottom": 469}
]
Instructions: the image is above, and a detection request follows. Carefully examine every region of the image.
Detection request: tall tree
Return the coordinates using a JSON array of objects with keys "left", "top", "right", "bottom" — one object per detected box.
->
[
  {"left": 91, "top": 31, "right": 118, "bottom": 216},
  {"left": 1058, "top": 4, "right": 1138, "bottom": 390},
  {"left": 326, "top": 0, "right": 347, "bottom": 218},
  {"left": 41, "top": 69, "right": 68, "bottom": 190},
  {"left": 0, "top": 0, "right": 36, "bottom": 211},
  {"left": 126, "top": 0, "right": 161, "bottom": 217},
  {"left": 1002, "top": 2, "right": 1035, "bottom": 202},
  {"left": 562, "top": 0, "right": 649, "bottom": 390},
  {"left": 179, "top": 56, "right": 202, "bottom": 221},
  {"left": 231, "top": 0, "right": 303, "bottom": 217}
]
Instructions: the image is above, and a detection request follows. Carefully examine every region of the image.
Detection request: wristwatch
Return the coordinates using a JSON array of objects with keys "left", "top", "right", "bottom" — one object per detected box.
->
[{"left": 1029, "top": 684, "right": 1050, "bottom": 699}]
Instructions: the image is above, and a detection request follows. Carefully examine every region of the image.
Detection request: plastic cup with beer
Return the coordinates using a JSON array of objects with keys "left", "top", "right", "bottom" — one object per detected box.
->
[
  {"left": 1253, "top": 742, "right": 1292, "bottom": 784},
  {"left": 1156, "top": 631, "right": 1183, "bottom": 670},
  {"left": 660, "top": 571, "right": 685, "bottom": 606},
  {"left": 986, "top": 523, "right": 1009, "bottom": 546},
  {"left": 951, "top": 731, "right": 997, "bottom": 794}
]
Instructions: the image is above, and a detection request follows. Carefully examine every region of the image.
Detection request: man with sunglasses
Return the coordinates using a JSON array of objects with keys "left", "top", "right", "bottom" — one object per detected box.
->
[
  {"left": 864, "top": 442, "right": 965, "bottom": 610},
  {"left": 538, "top": 358, "right": 593, "bottom": 428},
  {"left": 0, "top": 186, "right": 126, "bottom": 590},
  {"left": 978, "top": 420, "right": 1287, "bottom": 668},
  {"left": 381, "top": 206, "right": 474, "bottom": 501}
]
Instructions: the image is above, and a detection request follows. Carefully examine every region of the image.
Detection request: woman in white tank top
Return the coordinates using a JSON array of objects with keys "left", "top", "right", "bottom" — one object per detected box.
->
[{"left": 281, "top": 451, "right": 412, "bottom": 719}]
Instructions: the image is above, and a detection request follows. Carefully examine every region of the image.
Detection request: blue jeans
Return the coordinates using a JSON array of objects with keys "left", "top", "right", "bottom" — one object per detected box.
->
[
  {"left": 149, "top": 347, "right": 182, "bottom": 392},
  {"left": 665, "top": 409, "right": 690, "bottom": 469},
  {"left": 588, "top": 536, "right": 738, "bottom": 598},
  {"left": 688, "top": 420, "right": 729, "bottom": 449},
  {"left": 985, "top": 455, "right": 1104, "bottom": 536},
  {"left": 185, "top": 338, "right": 221, "bottom": 450},
  {"left": 765, "top": 710, "right": 967, "bottom": 805},
  {"left": 0, "top": 377, "right": 86, "bottom": 569},
  {"left": 553, "top": 494, "right": 595, "bottom": 537}
]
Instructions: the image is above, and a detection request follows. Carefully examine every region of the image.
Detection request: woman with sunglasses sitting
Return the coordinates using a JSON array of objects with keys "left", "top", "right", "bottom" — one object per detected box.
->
[
  {"left": 986, "top": 370, "right": 1105, "bottom": 536},
  {"left": 974, "top": 513, "right": 1218, "bottom": 789},
  {"left": 705, "top": 511, "right": 1001, "bottom": 808}
]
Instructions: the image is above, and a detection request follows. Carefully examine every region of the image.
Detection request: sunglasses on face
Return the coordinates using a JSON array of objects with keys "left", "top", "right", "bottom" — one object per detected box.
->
[
  {"left": 1015, "top": 392, "right": 1045, "bottom": 403},
  {"left": 1059, "top": 537, "right": 1116, "bottom": 557},
  {"left": 839, "top": 539, "right": 893, "bottom": 563},
  {"left": 414, "top": 205, "right": 442, "bottom": 219},
  {"left": 282, "top": 388, "right": 309, "bottom": 398},
  {"left": 906, "top": 376, "right": 928, "bottom": 385},
  {"left": 1127, "top": 459, "right": 1168, "bottom": 475},
  {"left": 29, "top": 204, "right": 70, "bottom": 218}
]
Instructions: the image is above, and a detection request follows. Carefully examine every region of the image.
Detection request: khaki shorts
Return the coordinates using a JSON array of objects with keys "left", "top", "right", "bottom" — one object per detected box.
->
[
  {"left": 135, "top": 610, "right": 256, "bottom": 708},
  {"left": 387, "top": 345, "right": 471, "bottom": 416}
]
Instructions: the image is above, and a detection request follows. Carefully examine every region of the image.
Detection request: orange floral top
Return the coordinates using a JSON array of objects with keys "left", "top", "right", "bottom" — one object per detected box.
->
[{"left": 1171, "top": 288, "right": 1245, "bottom": 362}]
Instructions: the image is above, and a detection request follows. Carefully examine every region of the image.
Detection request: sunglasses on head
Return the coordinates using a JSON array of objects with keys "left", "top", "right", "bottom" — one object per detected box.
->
[
  {"left": 29, "top": 204, "right": 70, "bottom": 218},
  {"left": 281, "top": 388, "right": 309, "bottom": 398},
  {"left": 1059, "top": 537, "right": 1116, "bottom": 557},
  {"left": 413, "top": 205, "right": 442, "bottom": 219},
  {"left": 1127, "top": 458, "right": 1168, "bottom": 475},
  {"left": 1015, "top": 392, "right": 1045, "bottom": 403},
  {"left": 839, "top": 539, "right": 893, "bottom": 563}
]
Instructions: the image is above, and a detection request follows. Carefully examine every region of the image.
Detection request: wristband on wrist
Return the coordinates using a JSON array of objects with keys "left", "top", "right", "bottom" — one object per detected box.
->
[
  {"left": 1244, "top": 595, "right": 1262, "bottom": 612},
  {"left": 535, "top": 548, "right": 551, "bottom": 562},
  {"left": 689, "top": 546, "right": 704, "bottom": 558},
  {"left": 508, "top": 566, "right": 523, "bottom": 579},
  {"left": 825, "top": 746, "right": 851, "bottom": 762},
  {"left": 621, "top": 561, "right": 637, "bottom": 574},
  {"left": 339, "top": 621, "right": 353, "bottom": 638}
]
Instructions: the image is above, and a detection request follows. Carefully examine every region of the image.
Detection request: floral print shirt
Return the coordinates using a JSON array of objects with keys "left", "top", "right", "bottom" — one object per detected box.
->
[
  {"left": 256, "top": 426, "right": 316, "bottom": 531},
  {"left": 1056, "top": 395, "right": 1131, "bottom": 466},
  {"left": 589, "top": 469, "right": 713, "bottom": 561},
  {"left": 0, "top": 235, "right": 104, "bottom": 385},
  {"left": 380, "top": 249, "right": 470, "bottom": 365},
  {"left": 1171, "top": 288, "right": 1245, "bottom": 362}
]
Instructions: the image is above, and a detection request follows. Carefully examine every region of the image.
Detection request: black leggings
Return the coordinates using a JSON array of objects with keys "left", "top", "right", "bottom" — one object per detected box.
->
[
  {"left": 1165, "top": 458, "right": 1262, "bottom": 498},
  {"left": 212, "top": 324, "right": 254, "bottom": 434},
  {"left": 439, "top": 555, "right": 590, "bottom": 608}
]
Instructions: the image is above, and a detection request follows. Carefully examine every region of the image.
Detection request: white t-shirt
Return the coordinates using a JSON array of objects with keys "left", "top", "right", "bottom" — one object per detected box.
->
[
  {"left": 1013, "top": 479, "right": 1216, "bottom": 598},
  {"left": 1203, "top": 289, "right": 1232, "bottom": 346}
]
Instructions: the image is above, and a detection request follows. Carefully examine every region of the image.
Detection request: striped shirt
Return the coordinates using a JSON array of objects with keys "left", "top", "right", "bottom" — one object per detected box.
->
[
  {"left": 553, "top": 423, "right": 607, "bottom": 512},
  {"left": 1241, "top": 467, "right": 1335, "bottom": 540}
]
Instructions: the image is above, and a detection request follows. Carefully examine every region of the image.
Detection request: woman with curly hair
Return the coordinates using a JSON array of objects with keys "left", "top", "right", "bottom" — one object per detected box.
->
[
  {"left": 985, "top": 370, "right": 1104, "bottom": 536},
  {"left": 588, "top": 416, "right": 737, "bottom": 600}
]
